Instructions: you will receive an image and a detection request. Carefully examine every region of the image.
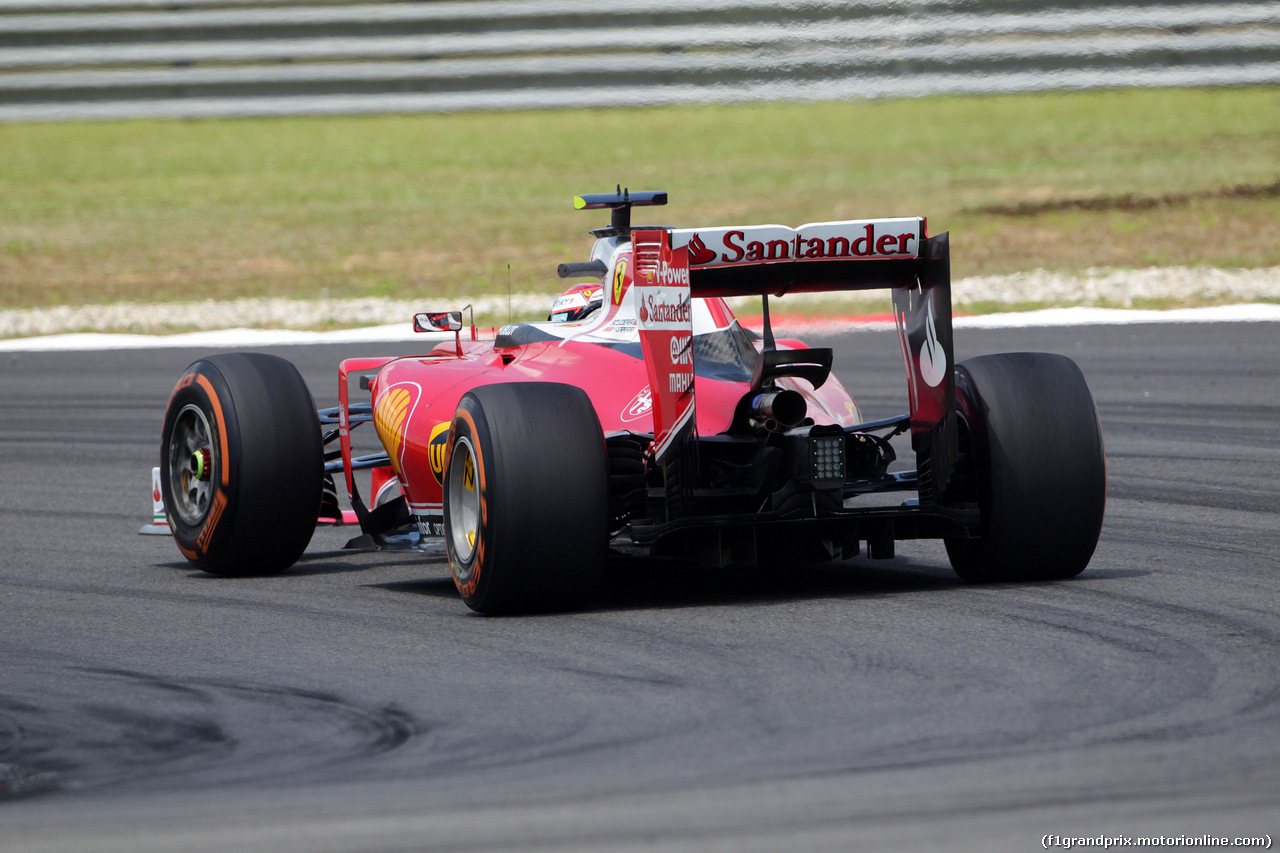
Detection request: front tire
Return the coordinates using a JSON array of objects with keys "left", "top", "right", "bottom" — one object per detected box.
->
[
  {"left": 944, "top": 352, "right": 1106, "bottom": 582},
  {"left": 444, "top": 382, "right": 608, "bottom": 614},
  {"left": 160, "top": 353, "right": 323, "bottom": 576}
]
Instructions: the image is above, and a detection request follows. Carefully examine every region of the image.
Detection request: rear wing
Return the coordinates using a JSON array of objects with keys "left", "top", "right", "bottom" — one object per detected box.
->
[
  {"left": 638, "top": 218, "right": 957, "bottom": 504},
  {"left": 671, "top": 218, "right": 926, "bottom": 298}
]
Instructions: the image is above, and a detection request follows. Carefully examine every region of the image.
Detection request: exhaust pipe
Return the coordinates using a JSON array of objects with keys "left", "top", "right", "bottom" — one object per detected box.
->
[{"left": 751, "top": 389, "right": 807, "bottom": 431}]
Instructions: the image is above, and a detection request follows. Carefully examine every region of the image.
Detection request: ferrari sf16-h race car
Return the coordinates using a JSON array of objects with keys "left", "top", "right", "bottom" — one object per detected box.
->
[{"left": 157, "top": 190, "right": 1106, "bottom": 614}]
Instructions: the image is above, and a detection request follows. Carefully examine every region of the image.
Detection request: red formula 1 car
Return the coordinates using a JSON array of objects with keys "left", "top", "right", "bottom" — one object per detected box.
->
[{"left": 158, "top": 190, "right": 1106, "bottom": 613}]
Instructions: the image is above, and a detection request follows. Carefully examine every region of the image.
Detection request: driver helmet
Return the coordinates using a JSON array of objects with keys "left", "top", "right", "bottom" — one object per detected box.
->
[{"left": 548, "top": 282, "right": 604, "bottom": 323}]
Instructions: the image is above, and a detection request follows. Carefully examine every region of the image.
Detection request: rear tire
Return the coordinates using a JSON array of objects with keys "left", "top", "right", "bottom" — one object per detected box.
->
[
  {"left": 944, "top": 352, "right": 1105, "bottom": 582},
  {"left": 160, "top": 353, "right": 323, "bottom": 576},
  {"left": 444, "top": 382, "right": 608, "bottom": 614}
]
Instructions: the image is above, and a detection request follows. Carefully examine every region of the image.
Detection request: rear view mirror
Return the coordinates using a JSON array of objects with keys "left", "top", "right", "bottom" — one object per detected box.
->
[{"left": 414, "top": 311, "right": 463, "bottom": 333}]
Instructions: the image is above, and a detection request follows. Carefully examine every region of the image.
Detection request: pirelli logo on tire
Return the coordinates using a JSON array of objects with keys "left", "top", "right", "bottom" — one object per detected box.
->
[{"left": 195, "top": 490, "right": 228, "bottom": 553}]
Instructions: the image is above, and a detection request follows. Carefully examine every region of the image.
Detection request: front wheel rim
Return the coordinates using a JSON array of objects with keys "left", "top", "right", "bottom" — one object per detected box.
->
[
  {"left": 168, "top": 403, "right": 216, "bottom": 526},
  {"left": 447, "top": 436, "right": 481, "bottom": 565}
]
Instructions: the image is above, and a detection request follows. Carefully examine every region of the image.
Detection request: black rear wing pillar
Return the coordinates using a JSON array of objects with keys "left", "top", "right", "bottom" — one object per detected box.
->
[{"left": 892, "top": 233, "right": 957, "bottom": 503}]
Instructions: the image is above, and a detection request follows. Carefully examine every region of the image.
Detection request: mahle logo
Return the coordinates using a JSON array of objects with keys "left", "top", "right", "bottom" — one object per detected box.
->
[{"left": 428, "top": 421, "right": 450, "bottom": 485}]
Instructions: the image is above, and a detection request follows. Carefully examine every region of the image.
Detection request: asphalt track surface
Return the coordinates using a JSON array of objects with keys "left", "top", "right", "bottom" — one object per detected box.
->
[{"left": 1, "top": 322, "right": 1277, "bottom": 852}]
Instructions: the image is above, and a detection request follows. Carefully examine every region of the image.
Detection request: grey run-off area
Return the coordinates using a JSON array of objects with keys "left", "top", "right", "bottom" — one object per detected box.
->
[{"left": 0, "top": 321, "right": 1277, "bottom": 850}]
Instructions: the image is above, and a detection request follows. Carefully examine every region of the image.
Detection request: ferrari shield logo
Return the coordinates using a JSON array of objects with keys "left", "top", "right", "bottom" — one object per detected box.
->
[{"left": 612, "top": 259, "right": 628, "bottom": 305}]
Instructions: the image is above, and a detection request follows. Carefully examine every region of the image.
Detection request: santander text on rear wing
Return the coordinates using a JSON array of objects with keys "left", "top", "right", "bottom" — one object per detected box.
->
[{"left": 670, "top": 218, "right": 926, "bottom": 297}]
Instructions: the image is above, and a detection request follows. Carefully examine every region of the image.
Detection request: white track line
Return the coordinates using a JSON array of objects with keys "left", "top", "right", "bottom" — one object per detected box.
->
[
  {"left": 766, "top": 303, "right": 1280, "bottom": 335},
  {"left": 1, "top": 304, "right": 1278, "bottom": 352}
]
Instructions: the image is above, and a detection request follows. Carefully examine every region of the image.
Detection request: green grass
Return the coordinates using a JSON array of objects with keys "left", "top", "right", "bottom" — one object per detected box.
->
[{"left": 1, "top": 86, "right": 1278, "bottom": 310}]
